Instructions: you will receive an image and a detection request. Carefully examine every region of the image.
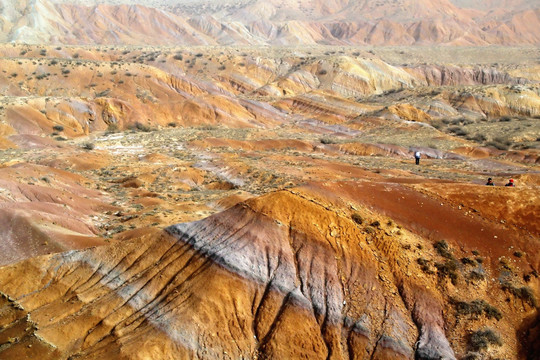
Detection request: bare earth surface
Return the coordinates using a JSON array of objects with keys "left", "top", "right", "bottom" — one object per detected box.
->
[{"left": 0, "top": 44, "right": 538, "bottom": 359}]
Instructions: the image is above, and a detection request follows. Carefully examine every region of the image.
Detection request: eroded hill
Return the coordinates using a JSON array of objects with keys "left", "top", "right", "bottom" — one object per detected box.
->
[
  {"left": 0, "top": 183, "right": 538, "bottom": 359},
  {"left": 1, "top": 0, "right": 540, "bottom": 45},
  {"left": 0, "top": 44, "right": 539, "bottom": 359}
]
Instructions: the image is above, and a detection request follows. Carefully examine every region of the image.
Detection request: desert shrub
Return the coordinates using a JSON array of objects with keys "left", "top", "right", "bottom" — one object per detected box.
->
[
  {"left": 486, "top": 137, "right": 511, "bottom": 150},
  {"left": 417, "top": 258, "right": 434, "bottom": 274},
  {"left": 39, "top": 49, "right": 47, "bottom": 56},
  {"left": 133, "top": 122, "right": 152, "bottom": 132},
  {"left": 498, "top": 116, "right": 512, "bottom": 122},
  {"left": 448, "top": 126, "right": 468, "bottom": 136},
  {"left": 469, "top": 328, "right": 502, "bottom": 351},
  {"left": 364, "top": 226, "right": 375, "bottom": 234},
  {"left": 483, "top": 304, "right": 503, "bottom": 320},
  {"left": 513, "top": 251, "right": 522, "bottom": 258},
  {"left": 320, "top": 137, "right": 337, "bottom": 145},
  {"left": 195, "top": 53, "right": 203, "bottom": 57},
  {"left": 106, "top": 123, "right": 118, "bottom": 134},
  {"left": 452, "top": 299, "right": 502, "bottom": 321},
  {"left": 62, "top": 69, "right": 70, "bottom": 75},
  {"left": 461, "top": 257, "right": 476, "bottom": 266},
  {"left": 318, "top": 69, "right": 328, "bottom": 75},
  {"left": 468, "top": 133, "right": 487, "bottom": 142},
  {"left": 52, "top": 125, "right": 64, "bottom": 132},
  {"left": 218, "top": 65, "right": 226, "bottom": 70},
  {"left": 434, "top": 240, "right": 453, "bottom": 259},
  {"left": 501, "top": 282, "right": 537, "bottom": 307},
  {"left": 167, "top": 122, "right": 177, "bottom": 127},
  {"left": 351, "top": 213, "right": 363, "bottom": 225},
  {"left": 81, "top": 142, "right": 95, "bottom": 150},
  {"left": 468, "top": 268, "right": 486, "bottom": 281},
  {"left": 73, "top": 53, "right": 79, "bottom": 58},
  {"left": 442, "top": 118, "right": 452, "bottom": 124},
  {"left": 96, "top": 89, "right": 110, "bottom": 97},
  {"left": 49, "top": 59, "right": 58, "bottom": 65},
  {"left": 435, "top": 259, "right": 459, "bottom": 285},
  {"left": 371, "top": 220, "right": 381, "bottom": 228}
]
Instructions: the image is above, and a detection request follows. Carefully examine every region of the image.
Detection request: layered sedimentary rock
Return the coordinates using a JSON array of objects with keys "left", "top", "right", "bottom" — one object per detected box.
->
[
  {"left": 0, "top": 163, "right": 113, "bottom": 266},
  {"left": 0, "top": 183, "right": 537, "bottom": 359},
  {"left": 1, "top": 0, "right": 539, "bottom": 45}
]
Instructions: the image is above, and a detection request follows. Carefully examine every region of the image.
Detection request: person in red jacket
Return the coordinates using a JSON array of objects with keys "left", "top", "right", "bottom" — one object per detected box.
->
[{"left": 505, "top": 179, "right": 515, "bottom": 187}]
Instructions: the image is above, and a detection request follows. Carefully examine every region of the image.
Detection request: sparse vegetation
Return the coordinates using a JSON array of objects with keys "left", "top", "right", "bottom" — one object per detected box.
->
[
  {"left": 417, "top": 258, "right": 434, "bottom": 274},
  {"left": 500, "top": 281, "right": 537, "bottom": 307},
  {"left": 486, "top": 137, "right": 512, "bottom": 150},
  {"left": 131, "top": 122, "right": 152, "bottom": 132},
  {"left": 81, "top": 142, "right": 95, "bottom": 150},
  {"left": 434, "top": 240, "right": 452, "bottom": 259},
  {"left": 469, "top": 328, "right": 502, "bottom": 352},
  {"left": 351, "top": 213, "right": 363, "bottom": 225},
  {"left": 435, "top": 259, "right": 459, "bottom": 285},
  {"left": 106, "top": 123, "right": 119, "bottom": 134},
  {"left": 320, "top": 137, "right": 338, "bottom": 145},
  {"left": 452, "top": 299, "right": 502, "bottom": 321}
]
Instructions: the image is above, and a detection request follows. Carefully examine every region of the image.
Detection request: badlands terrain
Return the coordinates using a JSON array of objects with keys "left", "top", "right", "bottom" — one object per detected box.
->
[
  {"left": 0, "top": 42, "right": 538, "bottom": 360},
  {"left": 0, "top": 0, "right": 540, "bottom": 357},
  {"left": 1, "top": 0, "right": 540, "bottom": 45}
]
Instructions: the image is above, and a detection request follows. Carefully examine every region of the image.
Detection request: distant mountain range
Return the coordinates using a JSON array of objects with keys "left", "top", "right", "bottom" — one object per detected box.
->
[{"left": 1, "top": 0, "right": 539, "bottom": 45}]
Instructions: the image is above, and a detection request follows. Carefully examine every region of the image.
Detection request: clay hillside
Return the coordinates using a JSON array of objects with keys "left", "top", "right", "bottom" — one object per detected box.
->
[
  {"left": 0, "top": 0, "right": 539, "bottom": 359},
  {"left": 0, "top": 42, "right": 538, "bottom": 359},
  {"left": 0, "top": 0, "right": 539, "bottom": 45}
]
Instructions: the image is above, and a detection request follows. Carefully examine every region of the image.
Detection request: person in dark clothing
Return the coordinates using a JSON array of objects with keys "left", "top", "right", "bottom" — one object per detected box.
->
[
  {"left": 486, "top": 178, "right": 494, "bottom": 186},
  {"left": 414, "top": 151, "right": 421, "bottom": 165},
  {"left": 505, "top": 179, "right": 515, "bottom": 187}
]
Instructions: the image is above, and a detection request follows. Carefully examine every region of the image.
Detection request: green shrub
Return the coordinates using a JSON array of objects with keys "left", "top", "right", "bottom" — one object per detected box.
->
[{"left": 52, "top": 125, "right": 64, "bottom": 132}]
